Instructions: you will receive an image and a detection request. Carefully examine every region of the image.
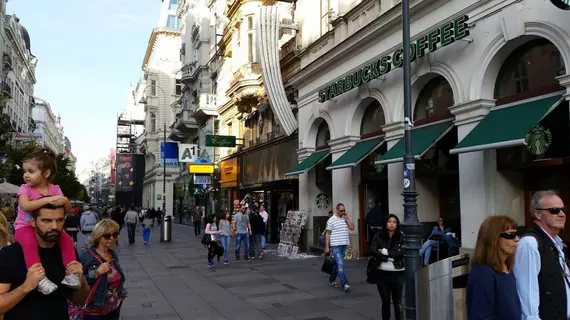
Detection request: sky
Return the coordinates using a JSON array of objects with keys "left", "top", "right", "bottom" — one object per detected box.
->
[{"left": 8, "top": 0, "right": 162, "bottom": 178}]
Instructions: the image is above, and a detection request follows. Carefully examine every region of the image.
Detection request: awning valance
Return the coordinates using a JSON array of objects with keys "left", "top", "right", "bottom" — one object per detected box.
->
[
  {"left": 327, "top": 137, "right": 384, "bottom": 170},
  {"left": 286, "top": 149, "right": 330, "bottom": 176}
]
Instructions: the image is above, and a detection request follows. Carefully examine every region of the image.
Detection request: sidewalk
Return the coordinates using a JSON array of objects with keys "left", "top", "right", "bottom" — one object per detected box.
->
[{"left": 105, "top": 223, "right": 384, "bottom": 320}]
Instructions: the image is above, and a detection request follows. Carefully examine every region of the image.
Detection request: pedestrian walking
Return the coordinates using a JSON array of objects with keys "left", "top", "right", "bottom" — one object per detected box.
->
[
  {"left": 514, "top": 190, "right": 569, "bottom": 320},
  {"left": 233, "top": 205, "right": 251, "bottom": 262},
  {"left": 65, "top": 211, "right": 80, "bottom": 245},
  {"left": 259, "top": 205, "right": 268, "bottom": 254},
  {"left": 81, "top": 206, "right": 99, "bottom": 250},
  {"left": 142, "top": 213, "right": 154, "bottom": 245},
  {"left": 218, "top": 211, "right": 231, "bottom": 264},
  {"left": 123, "top": 205, "right": 138, "bottom": 245},
  {"left": 14, "top": 149, "right": 79, "bottom": 294},
  {"left": 193, "top": 206, "right": 202, "bottom": 238},
  {"left": 0, "top": 204, "right": 90, "bottom": 319},
  {"left": 325, "top": 203, "right": 355, "bottom": 293},
  {"left": 250, "top": 210, "right": 266, "bottom": 260},
  {"left": 371, "top": 214, "right": 405, "bottom": 320},
  {"left": 467, "top": 215, "right": 521, "bottom": 320},
  {"left": 79, "top": 219, "right": 127, "bottom": 319},
  {"left": 205, "top": 214, "right": 223, "bottom": 267}
]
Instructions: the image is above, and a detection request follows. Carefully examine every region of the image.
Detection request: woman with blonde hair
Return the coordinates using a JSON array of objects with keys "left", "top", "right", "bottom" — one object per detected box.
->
[
  {"left": 79, "top": 219, "right": 127, "bottom": 319},
  {"left": 0, "top": 212, "right": 13, "bottom": 249},
  {"left": 467, "top": 215, "right": 521, "bottom": 320}
]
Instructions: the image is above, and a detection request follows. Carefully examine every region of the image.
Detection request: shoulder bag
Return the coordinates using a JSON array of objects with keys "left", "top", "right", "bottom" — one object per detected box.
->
[{"left": 68, "top": 249, "right": 105, "bottom": 320}]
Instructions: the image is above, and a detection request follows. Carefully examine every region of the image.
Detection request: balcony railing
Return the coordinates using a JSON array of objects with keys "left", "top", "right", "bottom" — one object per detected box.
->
[
  {"left": 244, "top": 126, "right": 283, "bottom": 148},
  {"left": 2, "top": 53, "right": 12, "bottom": 71},
  {"left": 1, "top": 82, "right": 12, "bottom": 99}
]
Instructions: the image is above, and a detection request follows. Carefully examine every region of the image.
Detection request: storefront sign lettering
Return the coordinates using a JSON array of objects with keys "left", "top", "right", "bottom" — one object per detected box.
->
[
  {"left": 318, "top": 15, "right": 470, "bottom": 103},
  {"left": 206, "top": 134, "right": 237, "bottom": 147}
]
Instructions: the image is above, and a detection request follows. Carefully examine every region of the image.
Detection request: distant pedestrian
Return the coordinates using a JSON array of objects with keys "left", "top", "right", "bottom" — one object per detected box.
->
[
  {"left": 65, "top": 211, "right": 80, "bottom": 245},
  {"left": 259, "top": 205, "right": 268, "bottom": 252},
  {"left": 142, "top": 213, "right": 154, "bottom": 245},
  {"left": 250, "top": 210, "right": 266, "bottom": 260},
  {"left": 233, "top": 206, "right": 251, "bottom": 263},
  {"left": 81, "top": 206, "right": 99, "bottom": 250},
  {"left": 218, "top": 211, "right": 231, "bottom": 264},
  {"left": 467, "top": 215, "right": 521, "bottom": 320},
  {"left": 204, "top": 214, "right": 222, "bottom": 267},
  {"left": 123, "top": 205, "right": 138, "bottom": 245},
  {"left": 325, "top": 203, "right": 355, "bottom": 293},
  {"left": 193, "top": 206, "right": 202, "bottom": 238}
]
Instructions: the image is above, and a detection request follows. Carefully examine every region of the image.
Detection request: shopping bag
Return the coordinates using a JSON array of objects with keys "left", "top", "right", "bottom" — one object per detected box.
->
[{"left": 321, "top": 255, "right": 335, "bottom": 274}]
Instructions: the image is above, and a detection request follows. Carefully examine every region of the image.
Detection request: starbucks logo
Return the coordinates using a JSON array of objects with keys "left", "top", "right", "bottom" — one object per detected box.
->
[
  {"left": 525, "top": 124, "right": 553, "bottom": 155},
  {"left": 315, "top": 193, "right": 330, "bottom": 209},
  {"left": 375, "top": 164, "right": 385, "bottom": 173}
]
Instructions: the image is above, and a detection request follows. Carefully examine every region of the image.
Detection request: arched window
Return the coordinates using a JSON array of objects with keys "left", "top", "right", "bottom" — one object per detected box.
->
[
  {"left": 360, "top": 100, "right": 385, "bottom": 136},
  {"left": 315, "top": 121, "right": 330, "bottom": 147},
  {"left": 150, "top": 113, "right": 156, "bottom": 132},
  {"left": 414, "top": 76, "right": 454, "bottom": 122},
  {"left": 495, "top": 39, "right": 565, "bottom": 102}
]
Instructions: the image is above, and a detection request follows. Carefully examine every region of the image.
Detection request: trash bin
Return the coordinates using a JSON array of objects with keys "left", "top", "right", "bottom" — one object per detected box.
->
[
  {"left": 416, "top": 253, "right": 470, "bottom": 320},
  {"left": 160, "top": 215, "right": 172, "bottom": 242}
]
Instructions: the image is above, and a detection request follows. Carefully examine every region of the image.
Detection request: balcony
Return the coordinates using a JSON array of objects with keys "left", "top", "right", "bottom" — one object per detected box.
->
[
  {"left": 226, "top": 63, "right": 262, "bottom": 96},
  {"left": 173, "top": 107, "right": 199, "bottom": 134},
  {"left": 2, "top": 53, "right": 12, "bottom": 71},
  {"left": 168, "top": 128, "right": 186, "bottom": 141},
  {"left": 1, "top": 82, "right": 12, "bottom": 99},
  {"left": 192, "top": 93, "right": 218, "bottom": 124},
  {"left": 180, "top": 61, "right": 198, "bottom": 84},
  {"left": 245, "top": 125, "right": 284, "bottom": 148}
]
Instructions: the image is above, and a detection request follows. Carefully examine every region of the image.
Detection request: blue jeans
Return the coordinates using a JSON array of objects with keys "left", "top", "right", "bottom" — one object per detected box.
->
[
  {"left": 261, "top": 234, "right": 266, "bottom": 250},
  {"left": 420, "top": 240, "right": 437, "bottom": 265},
  {"left": 143, "top": 228, "right": 151, "bottom": 243},
  {"left": 329, "top": 245, "right": 348, "bottom": 287},
  {"left": 220, "top": 235, "right": 230, "bottom": 261},
  {"left": 235, "top": 233, "right": 249, "bottom": 259}
]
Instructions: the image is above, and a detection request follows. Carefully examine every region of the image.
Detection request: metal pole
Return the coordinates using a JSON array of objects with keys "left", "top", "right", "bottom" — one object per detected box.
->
[
  {"left": 400, "top": 1, "right": 422, "bottom": 319},
  {"left": 163, "top": 107, "right": 166, "bottom": 214}
]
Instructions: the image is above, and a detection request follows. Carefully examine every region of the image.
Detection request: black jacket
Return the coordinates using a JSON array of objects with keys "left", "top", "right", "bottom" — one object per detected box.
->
[
  {"left": 250, "top": 213, "right": 265, "bottom": 235},
  {"left": 371, "top": 230, "right": 404, "bottom": 269}
]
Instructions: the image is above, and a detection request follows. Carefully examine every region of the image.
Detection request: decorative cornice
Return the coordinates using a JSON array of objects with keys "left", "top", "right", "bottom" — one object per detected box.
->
[
  {"left": 381, "top": 122, "right": 404, "bottom": 142},
  {"left": 556, "top": 74, "right": 570, "bottom": 100},
  {"left": 142, "top": 28, "right": 182, "bottom": 70},
  {"left": 297, "top": 147, "right": 315, "bottom": 162},
  {"left": 328, "top": 135, "right": 360, "bottom": 153},
  {"left": 449, "top": 99, "right": 494, "bottom": 127}
]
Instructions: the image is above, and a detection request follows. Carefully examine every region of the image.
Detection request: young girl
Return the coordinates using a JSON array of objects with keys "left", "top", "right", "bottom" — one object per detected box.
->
[
  {"left": 204, "top": 214, "right": 222, "bottom": 267},
  {"left": 15, "top": 149, "right": 79, "bottom": 294}
]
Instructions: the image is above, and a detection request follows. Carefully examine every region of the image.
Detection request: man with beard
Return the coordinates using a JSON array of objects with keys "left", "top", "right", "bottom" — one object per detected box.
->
[{"left": 0, "top": 203, "right": 90, "bottom": 319}]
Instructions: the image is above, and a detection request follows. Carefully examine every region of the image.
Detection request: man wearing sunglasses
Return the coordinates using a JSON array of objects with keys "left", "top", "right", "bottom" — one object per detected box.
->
[
  {"left": 514, "top": 190, "right": 570, "bottom": 320},
  {"left": 325, "top": 203, "right": 355, "bottom": 293}
]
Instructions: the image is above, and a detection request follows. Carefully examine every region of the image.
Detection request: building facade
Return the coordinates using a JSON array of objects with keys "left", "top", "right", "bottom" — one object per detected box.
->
[
  {"left": 32, "top": 97, "right": 63, "bottom": 154},
  {"left": 137, "top": 0, "right": 183, "bottom": 215},
  {"left": 2, "top": 13, "right": 36, "bottom": 134},
  {"left": 273, "top": 0, "right": 570, "bottom": 257}
]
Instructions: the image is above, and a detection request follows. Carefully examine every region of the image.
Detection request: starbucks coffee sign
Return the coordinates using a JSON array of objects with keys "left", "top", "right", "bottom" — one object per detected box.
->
[
  {"left": 551, "top": 0, "right": 570, "bottom": 10},
  {"left": 525, "top": 124, "right": 553, "bottom": 155},
  {"left": 318, "top": 15, "right": 470, "bottom": 103}
]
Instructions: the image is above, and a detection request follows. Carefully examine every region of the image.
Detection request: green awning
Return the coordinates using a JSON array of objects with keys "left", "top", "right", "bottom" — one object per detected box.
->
[
  {"left": 450, "top": 93, "right": 564, "bottom": 155},
  {"left": 286, "top": 149, "right": 330, "bottom": 176},
  {"left": 326, "top": 137, "right": 385, "bottom": 170},
  {"left": 375, "top": 120, "right": 454, "bottom": 165}
]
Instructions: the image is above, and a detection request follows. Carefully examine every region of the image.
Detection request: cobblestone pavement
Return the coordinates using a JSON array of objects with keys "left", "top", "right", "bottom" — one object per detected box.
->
[{"left": 84, "top": 223, "right": 385, "bottom": 320}]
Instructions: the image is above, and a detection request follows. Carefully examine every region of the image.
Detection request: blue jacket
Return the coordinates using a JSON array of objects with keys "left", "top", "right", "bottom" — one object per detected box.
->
[{"left": 79, "top": 248, "right": 127, "bottom": 308}]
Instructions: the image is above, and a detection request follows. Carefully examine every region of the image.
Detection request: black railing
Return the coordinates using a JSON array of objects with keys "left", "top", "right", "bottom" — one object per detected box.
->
[
  {"left": 1, "top": 82, "right": 12, "bottom": 98},
  {"left": 2, "top": 53, "right": 12, "bottom": 70}
]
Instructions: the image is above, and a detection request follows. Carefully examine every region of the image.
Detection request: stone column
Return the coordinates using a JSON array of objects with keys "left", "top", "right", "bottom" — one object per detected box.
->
[
  {"left": 328, "top": 136, "right": 361, "bottom": 257},
  {"left": 382, "top": 122, "right": 405, "bottom": 220},
  {"left": 297, "top": 147, "right": 315, "bottom": 249},
  {"left": 450, "top": 99, "right": 524, "bottom": 249}
]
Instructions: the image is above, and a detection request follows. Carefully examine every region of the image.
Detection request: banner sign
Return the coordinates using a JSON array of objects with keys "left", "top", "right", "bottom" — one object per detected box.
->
[
  {"left": 12, "top": 132, "right": 42, "bottom": 142},
  {"left": 205, "top": 135, "right": 236, "bottom": 147},
  {"left": 178, "top": 144, "right": 198, "bottom": 163},
  {"left": 193, "top": 174, "right": 212, "bottom": 185},
  {"left": 160, "top": 142, "right": 179, "bottom": 167}
]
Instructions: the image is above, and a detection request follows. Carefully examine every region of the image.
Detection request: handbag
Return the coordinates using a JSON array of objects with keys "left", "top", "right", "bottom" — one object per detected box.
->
[
  {"left": 321, "top": 254, "right": 335, "bottom": 275},
  {"left": 366, "top": 257, "right": 381, "bottom": 284},
  {"left": 68, "top": 250, "right": 104, "bottom": 319},
  {"left": 201, "top": 233, "right": 211, "bottom": 245}
]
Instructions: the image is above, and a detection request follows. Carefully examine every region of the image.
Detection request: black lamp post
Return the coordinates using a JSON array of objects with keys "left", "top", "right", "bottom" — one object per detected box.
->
[{"left": 400, "top": 0, "right": 422, "bottom": 319}]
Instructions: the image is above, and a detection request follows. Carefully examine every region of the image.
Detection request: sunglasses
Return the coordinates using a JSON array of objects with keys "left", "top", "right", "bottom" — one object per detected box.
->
[
  {"left": 535, "top": 207, "right": 566, "bottom": 215},
  {"left": 339, "top": 210, "right": 346, "bottom": 213},
  {"left": 102, "top": 232, "right": 120, "bottom": 240},
  {"left": 499, "top": 231, "right": 519, "bottom": 240}
]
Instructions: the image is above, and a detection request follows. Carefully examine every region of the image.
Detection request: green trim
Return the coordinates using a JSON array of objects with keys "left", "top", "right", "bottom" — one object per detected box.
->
[
  {"left": 286, "top": 149, "right": 330, "bottom": 176},
  {"left": 326, "top": 137, "right": 384, "bottom": 170}
]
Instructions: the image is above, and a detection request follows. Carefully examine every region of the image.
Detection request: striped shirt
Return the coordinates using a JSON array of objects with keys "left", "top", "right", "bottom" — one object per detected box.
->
[{"left": 326, "top": 215, "right": 350, "bottom": 246}]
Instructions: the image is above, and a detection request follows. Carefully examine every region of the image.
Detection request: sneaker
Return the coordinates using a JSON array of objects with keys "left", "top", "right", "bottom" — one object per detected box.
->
[
  {"left": 61, "top": 273, "right": 81, "bottom": 289},
  {"left": 38, "top": 276, "right": 58, "bottom": 295},
  {"left": 224, "top": 260, "right": 230, "bottom": 265},
  {"left": 259, "top": 252, "right": 265, "bottom": 260},
  {"left": 343, "top": 285, "right": 350, "bottom": 292},
  {"left": 245, "top": 258, "right": 251, "bottom": 263},
  {"left": 329, "top": 282, "right": 339, "bottom": 288},
  {"left": 236, "top": 258, "right": 241, "bottom": 263},
  {"left": 208, "top": 262, "right": 215, "bottom": 268},
  {"left": 144, "top": 241, "right": 148, "bottom": 245}
]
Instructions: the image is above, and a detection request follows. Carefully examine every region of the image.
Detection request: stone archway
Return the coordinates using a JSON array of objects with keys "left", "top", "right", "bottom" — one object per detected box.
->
[
  {"left": 345, "top": 90, "right": 389, "bottom": 136},
  {"left": 413, "top": 75, "right": 455, "bottom": 122},
  {"left": 304, "top": 112, "right": 334, "bottom": 149}
]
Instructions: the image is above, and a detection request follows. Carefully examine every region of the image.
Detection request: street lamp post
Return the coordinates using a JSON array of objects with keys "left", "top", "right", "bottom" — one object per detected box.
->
[{"left": 401, "top": 0, "right": 422, "bottom": 319}]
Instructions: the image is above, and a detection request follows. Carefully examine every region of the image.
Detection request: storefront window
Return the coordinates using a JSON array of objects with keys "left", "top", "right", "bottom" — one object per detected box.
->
[
  {"left": 360, "top": 100, "right": 385, "bottom": 136},
  {"left": 414, "top": 76, "right": 454, "bottom": 122},
  {"left": 315, "top": 121, "right": 330, "bottom": 147},
  {"left": 495, "top": 39, "right": 565, "bottom": 102}
]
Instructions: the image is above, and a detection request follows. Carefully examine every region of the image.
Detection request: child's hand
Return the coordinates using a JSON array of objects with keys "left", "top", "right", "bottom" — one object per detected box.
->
[{"left": 49, "top": 196, "right": 68, "bottom": 207}]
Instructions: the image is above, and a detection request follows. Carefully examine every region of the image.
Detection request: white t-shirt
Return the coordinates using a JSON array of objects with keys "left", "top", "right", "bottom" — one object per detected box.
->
[{"left": 326, "top": 215, "right": 350, "bottom": 246}]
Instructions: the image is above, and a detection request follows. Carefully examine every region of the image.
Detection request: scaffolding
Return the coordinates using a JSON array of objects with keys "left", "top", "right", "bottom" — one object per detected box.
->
[{"left": 116, "top": 115, "right": 144, "bottom": 154}]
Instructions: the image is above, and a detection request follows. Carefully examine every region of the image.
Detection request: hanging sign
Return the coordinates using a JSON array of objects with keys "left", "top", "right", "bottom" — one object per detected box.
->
[
  {"left": 178, "top": 144, "right": 198, "bottom": 163},
  {"left": 318, "top": 15, "right": 470, "bottom": 103}
]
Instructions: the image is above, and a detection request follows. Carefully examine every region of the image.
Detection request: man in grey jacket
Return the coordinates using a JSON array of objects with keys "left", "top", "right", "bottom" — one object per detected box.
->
[
  {"left": 80, "top": 205, "right": 99, "bottom": 250},
  {"left": 124, "top": 205, "right": 139, "bottom": 244}
]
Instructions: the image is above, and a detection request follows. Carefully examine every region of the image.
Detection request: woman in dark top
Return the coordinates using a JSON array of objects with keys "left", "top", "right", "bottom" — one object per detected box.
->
[
  {"left": 65, "top": 211, "right": 80, "bottom": 244},
  {"left": 467, "top": 215, "right": 521, "bottom": 320}
]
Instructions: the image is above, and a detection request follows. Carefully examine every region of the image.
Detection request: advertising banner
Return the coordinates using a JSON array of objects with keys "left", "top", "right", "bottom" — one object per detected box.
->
[
  {"left": 12, "top": 132, "right": 42, "bottom": 142},
  {"left": 160, "top": 142, "right": 179, "bottom": 167},
  {"left": 115, "top": 154, "right": 133, "bottom": 192}
]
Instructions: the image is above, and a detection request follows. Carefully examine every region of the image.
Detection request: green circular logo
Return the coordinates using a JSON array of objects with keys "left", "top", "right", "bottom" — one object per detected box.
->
[{"left": 525, "top": 124, "right": 553, "bottom": 155}]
